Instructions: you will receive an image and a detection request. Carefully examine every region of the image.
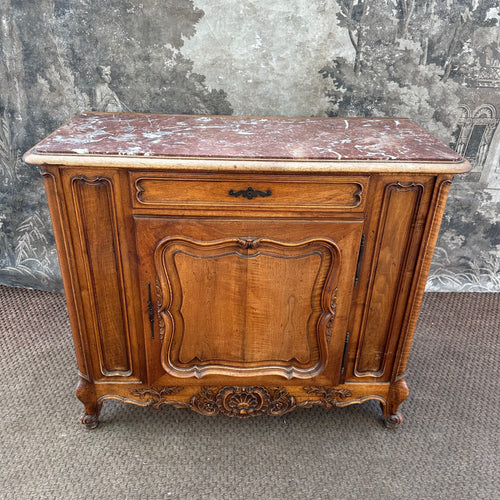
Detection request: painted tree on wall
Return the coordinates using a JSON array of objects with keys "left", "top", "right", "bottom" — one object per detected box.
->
[
  {"left": 321, "top": 0, "right": 498, "bottom": 142},
  {"left": 322, "top": 0, "right": 448, "bottom": 140},
  {"left": 0, "top": 0, "right": 233, "bottom": 290},
  {"left": 54, "top": 0, "right": 232, "bottom": 116},
  {"left": 10, "top": 0, "right": 232, "bottom": 142},
  {"left": 0, "top": 0, "right": 60, "bottom": 289},
  {"left": 422, "top": 0, "right": 498, "bottom": 81},
  {"left": 321, "top": 0, "right": 499, "bottom": 291},
  {"left": 0, "top": 0, "right": 28, "bottom": 146}
]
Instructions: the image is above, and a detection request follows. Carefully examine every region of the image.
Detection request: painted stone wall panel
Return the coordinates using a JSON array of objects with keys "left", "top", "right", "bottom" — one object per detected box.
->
[{"left": 0, "top": 1, "right": 498, "bottom": 291}]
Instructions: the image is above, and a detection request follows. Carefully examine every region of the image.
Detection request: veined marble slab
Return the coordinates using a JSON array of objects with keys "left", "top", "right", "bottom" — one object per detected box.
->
[{"left": 30, "top": 112, "right": 463, "bottom": 163}]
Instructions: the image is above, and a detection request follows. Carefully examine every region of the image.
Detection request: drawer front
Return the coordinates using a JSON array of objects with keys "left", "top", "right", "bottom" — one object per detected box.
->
[{"left": 130, "top": 173, "right": 369, "bottom": 211}]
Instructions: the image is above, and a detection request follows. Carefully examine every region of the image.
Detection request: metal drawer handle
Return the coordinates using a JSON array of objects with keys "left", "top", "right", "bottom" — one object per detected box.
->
[{"left": 228, "top": 187, "right": 272, "bottom": 200}]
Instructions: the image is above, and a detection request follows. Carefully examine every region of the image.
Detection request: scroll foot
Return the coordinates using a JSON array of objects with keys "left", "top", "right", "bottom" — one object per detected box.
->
[
  {"left": 383, "top": 412, "right": 403, "bottom": 428},
  {"left": 80, "top": 411, "right": 100, "bottom": 429}
]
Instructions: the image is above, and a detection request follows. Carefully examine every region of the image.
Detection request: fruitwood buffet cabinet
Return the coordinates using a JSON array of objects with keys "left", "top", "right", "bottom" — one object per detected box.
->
[{"left": 24, "top": 112, "right": 470, "bottom": 428}]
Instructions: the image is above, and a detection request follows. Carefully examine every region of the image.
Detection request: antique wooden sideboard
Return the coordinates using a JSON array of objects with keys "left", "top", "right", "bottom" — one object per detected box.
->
[{"left": 23, "top": 112, "right": 470, "bottom": 428}]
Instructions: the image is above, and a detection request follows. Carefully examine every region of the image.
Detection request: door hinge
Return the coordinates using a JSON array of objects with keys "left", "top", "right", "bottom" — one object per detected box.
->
[
  {"left": 354, "top": 234, "right": 366, "bottom": 286},
  {"left": 147, "top": 282, "right": 155, "bottom": 339},
  {"left": 340, "top": 331, "right": 350, "bottom": 375}
]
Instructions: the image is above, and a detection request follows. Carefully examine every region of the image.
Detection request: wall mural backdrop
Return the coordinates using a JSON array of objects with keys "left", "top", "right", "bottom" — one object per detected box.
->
[{"left": 0, "top": 0, "right": 499, "bottom": 291}]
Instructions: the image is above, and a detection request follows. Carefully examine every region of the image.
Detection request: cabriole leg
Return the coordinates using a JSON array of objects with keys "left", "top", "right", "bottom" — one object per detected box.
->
[
  {"left": 382, "top": 377, "right": 409, "bottom": 428},
  {"left": 76, "top": 376, "right": 101, "bottom": 429}
]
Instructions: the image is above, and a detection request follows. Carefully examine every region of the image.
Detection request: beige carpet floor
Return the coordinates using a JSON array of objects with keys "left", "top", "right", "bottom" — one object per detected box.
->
[{"left": 0, "top": 286, "right": 498, "bottom": 499}]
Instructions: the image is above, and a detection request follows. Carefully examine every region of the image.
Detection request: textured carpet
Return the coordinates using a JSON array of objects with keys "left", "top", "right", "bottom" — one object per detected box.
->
[{"left": 0, "top": 286, "right": 498, "bottom": 500}]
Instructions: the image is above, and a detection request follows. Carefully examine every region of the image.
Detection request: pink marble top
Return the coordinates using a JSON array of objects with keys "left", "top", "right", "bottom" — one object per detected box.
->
[{"left": 31, "top": 112, "right": 462, "bottom": 162}]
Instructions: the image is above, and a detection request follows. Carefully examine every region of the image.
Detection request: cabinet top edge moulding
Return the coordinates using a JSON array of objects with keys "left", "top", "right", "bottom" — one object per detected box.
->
[{"left": 23, "top": 112, "right": 471, "bottom": 174}]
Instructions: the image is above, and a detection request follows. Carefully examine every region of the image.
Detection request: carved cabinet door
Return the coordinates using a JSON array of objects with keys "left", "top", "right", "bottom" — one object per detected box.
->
[{"left": 134, "top": 217, "right": 364, "bottom": 387}]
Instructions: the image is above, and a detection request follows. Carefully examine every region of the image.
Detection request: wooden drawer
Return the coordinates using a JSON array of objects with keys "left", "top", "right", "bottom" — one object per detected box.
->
[{"left": 130, "top": 173, "right": 369, "bottom": 211}]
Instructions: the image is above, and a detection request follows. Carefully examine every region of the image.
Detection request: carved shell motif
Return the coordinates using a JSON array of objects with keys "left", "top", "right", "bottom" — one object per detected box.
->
[
  {"left": 218, "top": 386, "right": 270, "bottom": 417},
  {"left": 191, "top": 386, "right": 277, "bottom": 417}
]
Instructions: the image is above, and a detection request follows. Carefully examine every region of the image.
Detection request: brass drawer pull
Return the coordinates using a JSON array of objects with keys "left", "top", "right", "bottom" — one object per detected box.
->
[{"left": 228, "top": 187, "right": 272, "bottom": 200}]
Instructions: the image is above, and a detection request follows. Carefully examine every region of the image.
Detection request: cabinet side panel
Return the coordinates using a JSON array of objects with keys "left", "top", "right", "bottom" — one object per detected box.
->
[
  {"left": 40, "top": 167, "right": 91, "bottom": 378},
  {"left": 354, "top": 182, "right": 424, "bottom": 377},
  {"left": 72, "top": 176, "right": 132, "bottom": 376},
  {"left": 392, "top": 177, "right": 453, "bottom": 378}
]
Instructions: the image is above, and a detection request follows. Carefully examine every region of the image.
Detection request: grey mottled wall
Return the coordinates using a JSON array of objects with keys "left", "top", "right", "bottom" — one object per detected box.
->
[{"left": 1, "top": 0, "right": 499, "bottom": 291}]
